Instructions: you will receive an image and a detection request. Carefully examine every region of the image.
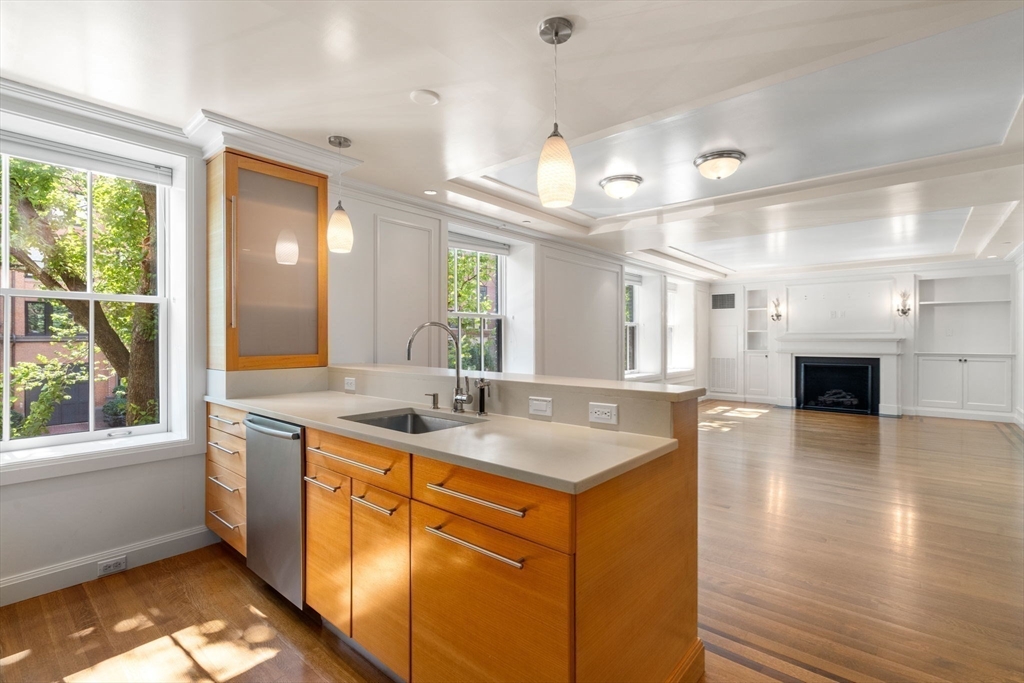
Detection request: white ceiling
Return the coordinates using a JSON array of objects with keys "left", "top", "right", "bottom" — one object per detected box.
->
[{"left": 1, "top": 0, "right": 1022, "bottom": 276}]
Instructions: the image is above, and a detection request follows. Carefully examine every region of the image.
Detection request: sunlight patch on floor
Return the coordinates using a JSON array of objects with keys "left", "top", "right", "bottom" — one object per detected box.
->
[
  {"left": 702, "top": 405, "right": 770, "bottom": 419},
  {"left": 699, "top": 420, "right": 739, "bottom": 432},
  {"left": 0, "top": 649, "right": 31, "bottom": 667}
]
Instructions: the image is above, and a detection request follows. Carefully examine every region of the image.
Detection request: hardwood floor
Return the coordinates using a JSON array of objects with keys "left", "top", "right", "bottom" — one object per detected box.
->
[{"left": 1, "top": 402, "right": 1021, "bottom": 682}]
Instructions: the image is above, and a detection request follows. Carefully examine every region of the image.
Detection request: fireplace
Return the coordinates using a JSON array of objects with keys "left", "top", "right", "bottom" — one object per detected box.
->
[{"left": 795, "top": 357, "right": 880, "bottom": 416}]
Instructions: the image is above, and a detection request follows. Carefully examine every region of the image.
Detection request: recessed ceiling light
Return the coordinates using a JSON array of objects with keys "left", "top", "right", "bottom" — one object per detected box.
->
[
  {"left": 694, "top": 150, "right": 745, "bottom": 179},
  {"left": 410, "top": 89, "right": 440, "bottom": 106},
  {"left": 423, "top": 190, "right": 437, "bottom": 196},
  {"left": 599, "top": 175, "right": 643, "bottom": 199},
  {"left": 987, "top": 255, "right": 998, "bottom": 259},
  {"left": 625, "top": 251, "right": 634, "bottom": 255}
]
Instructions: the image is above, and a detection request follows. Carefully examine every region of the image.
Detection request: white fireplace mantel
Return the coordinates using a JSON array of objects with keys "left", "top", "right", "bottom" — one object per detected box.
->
[{"left": 776, "top": 335, "right": 905, "bottom": 417}]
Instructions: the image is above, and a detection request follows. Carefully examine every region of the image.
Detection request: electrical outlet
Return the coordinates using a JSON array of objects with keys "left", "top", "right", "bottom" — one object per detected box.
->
[
  {"left": 98, "top": 555, "right": 127, "bottom": 577},
  {"left": 528, "top": 397, "right": 553, "bottom": 417},
  {"left": 344, "top": 377, "right": 356, "bottom": 391},
  {"left": 589, "top": 402, "right": 619, "bottom": 425}
]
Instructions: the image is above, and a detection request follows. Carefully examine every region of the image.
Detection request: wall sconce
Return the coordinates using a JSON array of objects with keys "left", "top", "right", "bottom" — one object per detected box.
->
[
  {"left": 896, "top": 290, "right": 912, "bottom": 318},
  {"left": 770, "top": 298, "right": 783, "bottom": 322}
]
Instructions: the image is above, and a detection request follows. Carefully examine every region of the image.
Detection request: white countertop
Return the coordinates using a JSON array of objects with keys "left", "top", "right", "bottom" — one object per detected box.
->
[{"left": 206, "top": 391, "right": 679, "bottom": 494}]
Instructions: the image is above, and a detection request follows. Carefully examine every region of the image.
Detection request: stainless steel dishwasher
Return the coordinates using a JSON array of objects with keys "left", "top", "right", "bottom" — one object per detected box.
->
[{"left": 243, "top": 414, "right": 304, "bottom": 608}]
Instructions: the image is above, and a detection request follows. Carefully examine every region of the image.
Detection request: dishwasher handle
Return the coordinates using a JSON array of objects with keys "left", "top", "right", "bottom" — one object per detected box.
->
[{"left": 243, "top": 416, "right": 301, "bottom": 440}]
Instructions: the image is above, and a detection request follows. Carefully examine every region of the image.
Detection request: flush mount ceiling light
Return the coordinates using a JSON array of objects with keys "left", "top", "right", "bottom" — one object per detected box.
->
[
  {"left": 600, "top": 175, "right": 643, "bottom": 199},
  {"left": 410, "top": 89, "right": 440, "bottom": 106},
  {"left": 694, "top": 150, "right": 746, "bottom": 180},
  {"left": 423, "top": 189, "right": 438, "bottom": 196},
  {"left": 536, "top": 17, "right": 576, "bottom": 208},
  {"left": 327, "top": 136, "right": 354, "bottom": 253}
]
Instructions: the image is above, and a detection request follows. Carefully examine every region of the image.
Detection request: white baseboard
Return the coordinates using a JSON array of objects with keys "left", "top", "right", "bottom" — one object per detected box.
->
[
  {"left": 0, "top": 525, "right": 219, "bottom": 607},
  {"left": 1015, "top": 407, "right": 1023, "bottom": 429},
  {"left": 703, "top": 392, "right": 786, "bottom": 406},
  {"left": 903, "top": 407, "right": 1017, "bottom": 423}
]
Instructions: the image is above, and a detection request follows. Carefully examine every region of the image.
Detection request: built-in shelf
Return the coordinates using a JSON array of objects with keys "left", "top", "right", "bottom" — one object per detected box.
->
[
  {"left": 746, "top": 289, "right": 768, "bottom": 352},
  {"left": 916, "top": 274, "right": 1012, "bottom": 355},
  {"left": 918, "top": 299, "right": 1011, "bottom": 306}
]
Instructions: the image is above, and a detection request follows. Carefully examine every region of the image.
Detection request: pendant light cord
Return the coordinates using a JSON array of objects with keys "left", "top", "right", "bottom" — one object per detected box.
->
[{"left": 553, "top": 30, "right": 559, "bottom": 130}]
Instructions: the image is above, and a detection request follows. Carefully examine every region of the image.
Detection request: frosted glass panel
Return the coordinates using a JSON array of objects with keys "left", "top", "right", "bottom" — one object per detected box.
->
[{"left": 236, "top": 168, "right": 319, "bottom": 357}]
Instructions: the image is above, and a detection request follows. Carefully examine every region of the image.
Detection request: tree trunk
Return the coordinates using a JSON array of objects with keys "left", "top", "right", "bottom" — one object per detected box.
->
[{"left": 126, "top": 182, "right": 158, "bottom": 425}]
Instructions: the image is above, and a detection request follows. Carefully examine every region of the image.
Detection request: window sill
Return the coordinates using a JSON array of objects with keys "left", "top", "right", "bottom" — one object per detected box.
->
[
  {"left": 666, "top": 369, "right": 696, "bottom": 381},
  {"left": 624, "top": 372, "right": 665, "bottom": 383},
  {"left": 0, "top": 431, "right": 201, "bottom": 486}
]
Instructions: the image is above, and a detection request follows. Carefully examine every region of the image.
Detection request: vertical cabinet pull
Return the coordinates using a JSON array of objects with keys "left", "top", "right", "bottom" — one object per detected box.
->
[
  {"left": 351, "top": 494, "right": 396, "bottom": 517},
  {"left": 304, "top": 475, "right": 340, "bottom": 493},
  {"left": 425, "top": 525, "right": 524, "bottom": 569},
  {"left": 229, "top": 194, "right": 238, "bottom": 329}
]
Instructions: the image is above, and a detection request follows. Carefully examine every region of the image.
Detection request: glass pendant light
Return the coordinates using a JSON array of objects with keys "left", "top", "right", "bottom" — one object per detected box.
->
[
  {"left": 327, "top": 135, "right": 354, "bottom": 253},
  {"left": 275, "top": 230, "right": 299, "bottom": 265},
  {"left": 537, "top": 17, "right": 576, "bottom": 208}
]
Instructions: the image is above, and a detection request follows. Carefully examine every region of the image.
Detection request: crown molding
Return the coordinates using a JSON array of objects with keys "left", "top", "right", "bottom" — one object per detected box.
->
[{"left": 183, "top": 109, "right": 362, "bottom": 176}]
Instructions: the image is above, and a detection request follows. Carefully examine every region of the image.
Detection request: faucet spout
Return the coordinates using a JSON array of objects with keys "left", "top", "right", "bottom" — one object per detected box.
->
[{"left": 405, "top": 321, "right": 474, "bottom": 413}]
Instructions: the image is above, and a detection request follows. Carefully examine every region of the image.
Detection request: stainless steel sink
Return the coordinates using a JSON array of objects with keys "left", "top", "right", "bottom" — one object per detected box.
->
[{"left": 341, "top": 408, "right": 481, "bottom": 434}]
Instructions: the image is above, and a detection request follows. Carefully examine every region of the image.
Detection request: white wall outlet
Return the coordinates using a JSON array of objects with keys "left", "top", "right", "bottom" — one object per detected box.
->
[
  {"left": 98, "top": 555, "right": 127, "bottom": 577},
  {"left": 589, "top": 402, "right": 619, "bottom": 425},
  {"left": 528, "top": 396, "right": 553, "bottom": 417},
  {"left": 344, "top": 377, "right": 356, "bottom": 391}
]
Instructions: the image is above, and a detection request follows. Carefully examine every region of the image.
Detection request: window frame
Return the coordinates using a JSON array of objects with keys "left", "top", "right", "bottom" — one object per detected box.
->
[
  {"left": 446, "top": 245, "right": 506, "bottom": 373},
  {"left": 624, "top": 281, "right": 639, "bottom": 375},
  {"left": 1, "top": 151, "right": 170, "bottom": 452}
]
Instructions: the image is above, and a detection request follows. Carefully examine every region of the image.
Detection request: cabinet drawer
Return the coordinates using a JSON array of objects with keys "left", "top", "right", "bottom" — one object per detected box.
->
[
  {"left": 307, "top": 429, "right": 410, "bottom": 497},
  {"left": 352, "top": 482, "right": 411, "bottom": 681},
  {"left": 207, "top": 428, "right": 247, "bottom": 477},
  {"left": 305, "top": 464, "right": 352, "bottom": 635},
  {"left": 206, "top": 483, "right": 246, "bottom": 556},
  {"left": 205, "top": 459, "right": 246, "bottom": 517},
  {"left": 207, "top": 404, "right": 247, "bottom": 439},
  {"left": 412, "top": 456, "right": 574, "bottom": 553},
  {"left": 411, "top": 501, "right": 573, "bottom": 683}
]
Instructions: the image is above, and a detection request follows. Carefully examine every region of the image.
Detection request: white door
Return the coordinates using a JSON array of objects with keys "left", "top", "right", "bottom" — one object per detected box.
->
[
  {"left": 963, "top": 357, "right": 1012, "bottom": 412},
  {"left": 918, "top": 356, "right": 963, "bottom": 409},
  {"left": 746, "top": 353, "right": 769, "bottom": 397}
]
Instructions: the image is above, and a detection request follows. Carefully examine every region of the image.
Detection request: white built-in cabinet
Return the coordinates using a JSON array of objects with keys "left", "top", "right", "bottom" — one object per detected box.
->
[
  {"left": 915, "top": 274, "right": 1013, "bottom": 416},
  {"left": 746, "top": 352, "right": 770, "bottom": 397},
  {"left": 917, "top": 356, "right": 1012, "bottom": 412},
  {"left": 745, "top": 289, "right": 770, "bottom": 397}
]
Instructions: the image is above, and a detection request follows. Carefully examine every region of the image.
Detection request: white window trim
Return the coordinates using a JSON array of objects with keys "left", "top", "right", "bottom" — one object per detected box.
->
[
  {"left": 447, "top": 245, "right": 506, "bottom": 373},
  {"left": 0, "top": 115, "right": 200, "bottom": 474},
  {"left": 624, "top": 281, "right": 640, "bottom": 376}
]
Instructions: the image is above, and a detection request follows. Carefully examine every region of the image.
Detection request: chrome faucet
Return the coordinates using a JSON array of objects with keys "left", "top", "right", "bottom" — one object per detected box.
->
[{"left": 406, "top": 322, "right": 474, "bottom": 413}]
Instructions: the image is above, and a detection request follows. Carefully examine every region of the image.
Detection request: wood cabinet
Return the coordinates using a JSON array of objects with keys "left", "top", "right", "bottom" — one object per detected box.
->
[
  {"left": 307, "top": 428, "right": 411, "bottom": 496},
  {"left": 304, "top": 463, "right": 352, "bottom": 636},
  {"left": 207, "top": 149, "right": 328, "bottom": 371},
  {"left": 205, "top": 403, "right": 247, "bottom": 556},
  {"left": 411, "top": 501, "right": 573, "bottom": 683},
  {"left": 351, "top": 482, "right": 411, "bottom": 680},
  {"left": 918, "top": 356, "right": 1012, "bottom": 412}
]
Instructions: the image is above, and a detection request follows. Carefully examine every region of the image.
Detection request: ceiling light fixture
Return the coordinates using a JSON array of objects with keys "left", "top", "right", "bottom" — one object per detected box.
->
[
  {"left": 694, "top": 150, "right": 746, "bottom": 180},
  {"left": 600, "top": 175, "right": 643, "bottom": 199},
  {"left": 537, "top": 17, "right": 576, "bottom": 208},
  {"left": 423, "top": 190, "right": 438, "bottom": 196},
  {"left": 410, "top": 89, "right": 440, "bottom": 106},
  {"left": 327, "top": 136, "right": 354, "bottom": 253}
]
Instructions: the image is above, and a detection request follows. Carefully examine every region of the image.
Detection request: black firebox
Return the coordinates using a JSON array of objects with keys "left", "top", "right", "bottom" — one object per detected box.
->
[{"left": 795, "top": 357, "right": 880, "bottom": 416}]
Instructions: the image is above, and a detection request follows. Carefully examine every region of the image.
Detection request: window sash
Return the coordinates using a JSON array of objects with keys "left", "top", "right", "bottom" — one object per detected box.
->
[{"left": 1, "top": 152, "right": 169, "bottom": 450}]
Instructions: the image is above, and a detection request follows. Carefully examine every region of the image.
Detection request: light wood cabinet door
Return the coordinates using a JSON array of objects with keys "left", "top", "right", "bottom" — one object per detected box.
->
[
  {"left": 963, "top": 357, "right": 1012, "bottom": 412},
  {"left": 351, "top": 482, "right": 410, "bottom": 680},
  {"left": 304, "top": 464, "right": 352, "bottom": 636},
  {"left": 410, "top": 501, "right": 573, "bottom": 683},
  {"left": 307, "top": 429, "right": 411, "bottom": 497}
]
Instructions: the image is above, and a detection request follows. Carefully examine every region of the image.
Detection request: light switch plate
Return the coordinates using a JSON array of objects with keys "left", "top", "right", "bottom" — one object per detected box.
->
[
  {"left": 589, "top": 402, "right": 619, "bottom": 425},
  {"left": 529, "top": 397, "right": 553, "bottom": 417},
  {"left": 344, "top": 377, "right": 356, "bottom": 391}
]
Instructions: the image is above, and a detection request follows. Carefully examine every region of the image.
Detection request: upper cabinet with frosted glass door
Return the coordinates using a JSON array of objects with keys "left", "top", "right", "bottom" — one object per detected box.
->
[{"left": 207, "top": 150, "right": 328, "bottom": 370}]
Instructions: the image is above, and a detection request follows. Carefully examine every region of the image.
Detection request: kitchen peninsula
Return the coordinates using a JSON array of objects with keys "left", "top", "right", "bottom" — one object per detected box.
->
[{"left": 205, "top": 365, "right": 705, "bottom": 683}]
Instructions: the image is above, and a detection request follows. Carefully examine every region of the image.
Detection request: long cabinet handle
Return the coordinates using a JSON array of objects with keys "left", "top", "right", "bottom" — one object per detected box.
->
[
  {"left": 426, "top": 483, "right": 526, "bottom": 518},
  {"left": 425, "top": 525, "right": 524, "bottom": 569},
  {"left": 308, "top": 447, "right": 390, "bottom": 475},
  {"left": 207, "top": 441, "right": 239, "bottom": 455},
  {"left": 208, "top": 509, "right": 241, "bottom": 530},
  {"left": 209, "top": 415, "right": 239, "bottom": 426},
  {"left": 229, "top": 194, "right": 238, "bottom": 329},
  {"left": 304, "top": 475, "right": 340, "bottom": 493},
  {"left": 208, "top": 476, "right": 239, "bottom": 493},
  {"left": 351, "top": 494, "right": 396, "bottom": 517}
]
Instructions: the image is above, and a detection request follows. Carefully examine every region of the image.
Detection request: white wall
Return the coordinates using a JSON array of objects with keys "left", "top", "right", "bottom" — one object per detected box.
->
[{"left": 1015, "top": 252, "right": 1024, "bottom": 427}]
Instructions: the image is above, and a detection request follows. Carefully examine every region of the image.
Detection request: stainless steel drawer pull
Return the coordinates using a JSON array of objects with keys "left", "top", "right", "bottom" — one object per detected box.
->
[
  {"left": 425, "top": 525, "right": 524, "bottom": 569},
  {"left": 208, "top": 476, "right": 239, "bottom": 493},
  {"left": 208, "top": 509, "right": 241, "bottom": 530},
  {"left": 207, "top": 441, "right": 240, "bottom": 456},
  {"left": 210, "top": 415, "right": 239, "bottom": 426},
  {"left": 426, "top": 483, "right": 527, "bottom": 518},
  {"left": 308, "top": 447, "right": 391, "bottom": 475},
  {"left": 304, "top": 475, "right": 340, "bottom": 493},
  {"left": 351, "top": 494, "right": 396, "bottom": 516}
]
